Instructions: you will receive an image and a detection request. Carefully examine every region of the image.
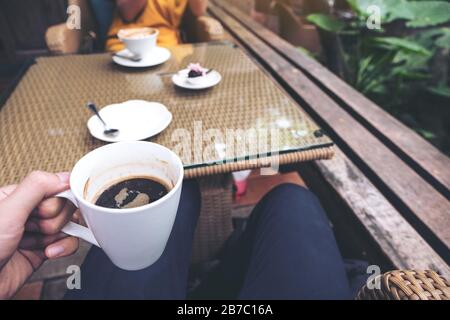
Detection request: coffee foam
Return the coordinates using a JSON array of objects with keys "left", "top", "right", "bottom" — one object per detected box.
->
[{"left": 119, "top": 28, "right": 156, "bottom": 40}]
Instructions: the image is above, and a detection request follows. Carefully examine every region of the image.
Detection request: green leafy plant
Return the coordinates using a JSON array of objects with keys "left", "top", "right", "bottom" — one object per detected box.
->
[
  {"left": 347, "top": 0, "right": 450, "bottom": 27},
  {"left": 307, "top": 13, "right": 346, "bottom": 32},
  {"left": 305, "top": 0, "right": 450, "bottom": 110}
]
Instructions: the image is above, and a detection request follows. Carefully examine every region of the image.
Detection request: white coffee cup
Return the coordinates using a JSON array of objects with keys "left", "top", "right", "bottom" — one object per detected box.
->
[
  {"left": 57, "top": 141, "right": 183, "bottom": 271},
  {"left": 118, "top": 27, "right": 159, "bottom": 58}
]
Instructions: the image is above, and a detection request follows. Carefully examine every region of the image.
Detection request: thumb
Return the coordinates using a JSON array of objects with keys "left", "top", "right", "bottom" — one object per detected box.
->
[{"left": 0, "top": 171, "right": 70, "bottom": 227}]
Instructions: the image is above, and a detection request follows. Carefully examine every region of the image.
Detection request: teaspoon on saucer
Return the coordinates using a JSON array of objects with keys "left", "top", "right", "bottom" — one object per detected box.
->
[
  {"left": 86, "top": 102, "right": 119, "bottom": 136},
  {"left": 112, "top": 53, "right": 142, "bottom": 62}
]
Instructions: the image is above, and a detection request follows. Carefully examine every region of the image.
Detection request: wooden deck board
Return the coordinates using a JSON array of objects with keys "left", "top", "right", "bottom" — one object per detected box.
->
[{"left": 315, "top": 148, "right": 450, "bottom": 277}]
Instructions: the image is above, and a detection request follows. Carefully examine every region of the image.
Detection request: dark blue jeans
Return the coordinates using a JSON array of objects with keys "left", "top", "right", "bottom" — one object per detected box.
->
[{"left": 65, "top": 181, "right": 357, "bottom": 300}]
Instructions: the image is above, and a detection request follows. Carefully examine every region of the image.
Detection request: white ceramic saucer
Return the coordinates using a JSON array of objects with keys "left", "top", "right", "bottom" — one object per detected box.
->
[
  {"left": 113, "top": 47, "right": 171, "bottom": 68},
  {"left": 87, "top": 100, "right": 172, "bottom": 142},
  {"left": 172, "top": 69, "right": 222, "bottom": 90}
]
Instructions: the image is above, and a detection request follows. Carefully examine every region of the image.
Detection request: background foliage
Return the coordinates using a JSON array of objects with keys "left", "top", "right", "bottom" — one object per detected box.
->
[{"left": 305, "top": 0, "right": 450, "bottom": 153}]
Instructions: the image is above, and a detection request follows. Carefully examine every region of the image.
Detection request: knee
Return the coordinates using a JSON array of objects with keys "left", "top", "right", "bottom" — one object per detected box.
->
[
  {"left": 261, "top": 183, "right": 325, "bottom": 222},
  {"left": 266, "top": 183, "right": 318, "bottom": 205}
]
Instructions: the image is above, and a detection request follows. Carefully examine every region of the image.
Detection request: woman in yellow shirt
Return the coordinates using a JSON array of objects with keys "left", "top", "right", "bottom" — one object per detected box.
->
[{"left": 107, "top": 0, "right": 208, "bottom": 52}]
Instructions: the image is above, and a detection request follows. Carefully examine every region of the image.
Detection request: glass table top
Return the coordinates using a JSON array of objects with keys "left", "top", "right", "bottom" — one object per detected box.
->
[{"left": 0, "top": 42, "right": 332, "bottom": 184}]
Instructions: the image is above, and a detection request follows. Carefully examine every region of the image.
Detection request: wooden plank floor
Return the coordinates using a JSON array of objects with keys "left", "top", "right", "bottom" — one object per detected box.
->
[
  {"left": 235, "top": 170, "right": 305, "bottom": 206},
  {"left": 232, "top": 170, "right": 305, "bottom": 217}
]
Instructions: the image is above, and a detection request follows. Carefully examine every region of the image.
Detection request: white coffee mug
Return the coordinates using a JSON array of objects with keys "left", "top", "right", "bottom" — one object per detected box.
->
[
  {"left": 58, "top": 141, "right": 183, "bottom": 271},
  {"left": 118, "top": 27, "right": 159, "bottom": 58}
]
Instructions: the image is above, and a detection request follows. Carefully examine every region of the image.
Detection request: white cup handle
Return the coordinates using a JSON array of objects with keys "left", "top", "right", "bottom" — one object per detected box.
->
[{"left": 56, "top": 190, "right": 100, "bottom": 247}]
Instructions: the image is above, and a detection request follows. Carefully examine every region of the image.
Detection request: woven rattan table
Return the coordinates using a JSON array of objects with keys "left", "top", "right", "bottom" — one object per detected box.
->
[
  {"left": 0, "top": 41, "right": 334, "bottom": 263},
  {"left": 0, "top": 42, "right": 333, "bottom": 185}
]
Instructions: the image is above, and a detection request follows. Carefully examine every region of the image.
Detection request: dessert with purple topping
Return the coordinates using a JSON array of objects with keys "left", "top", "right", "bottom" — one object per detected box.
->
[
  {"left": 187, "top": 63, "right": 207, "bottom": 77},
  {"left": 185, "top": 63, "right": 210, "bottom": 85}
]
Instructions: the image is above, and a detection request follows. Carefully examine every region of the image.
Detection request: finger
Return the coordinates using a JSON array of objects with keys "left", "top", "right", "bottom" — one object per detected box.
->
[
  {"left": 45, "top": 237, "right": 79, "bottom": 259},
  {"left": 0, "top": 184, "right": 17, "bottom": 201},
  {"left": 25, "top": 200, "right": 75, "bottom": 235},
  {"left": 73, "top": 210, "right": 81, "bottom": 222},
  {"left": 19, "top": 232, "right": 67, "bottom": 250},
  {"left": 33, "top": 197, "right": 67, "bottom": 218},
  {"left": 0, "top": 171, "right": 70, "bottom": 227},
  {"left": 18, "top": 249, "right": 47, "bottom": 271},
  {"left": 5, "top": 250, "right": 46, "bottom": 292}
]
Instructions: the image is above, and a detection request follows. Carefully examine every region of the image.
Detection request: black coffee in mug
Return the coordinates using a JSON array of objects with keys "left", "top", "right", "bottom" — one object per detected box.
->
[{"left": 94, "top": 176, "right": 169, "bottom": 209}]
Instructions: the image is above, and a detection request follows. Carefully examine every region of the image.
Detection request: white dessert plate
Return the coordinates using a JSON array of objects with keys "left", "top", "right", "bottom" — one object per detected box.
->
[
  {"left": 87, "top": 100, "right": 172, "bottom": 142},
  {"left": 172, "top": 69, "right": 222, "bottom": 90}
]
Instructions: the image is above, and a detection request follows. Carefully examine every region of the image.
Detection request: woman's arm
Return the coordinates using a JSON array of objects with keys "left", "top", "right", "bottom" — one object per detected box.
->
[
  {"left": 116, "top": 0, "right": 147, "bottom": 22},
  {"left": 189, "top": 0, "right": 208, "bottom": 16}
]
